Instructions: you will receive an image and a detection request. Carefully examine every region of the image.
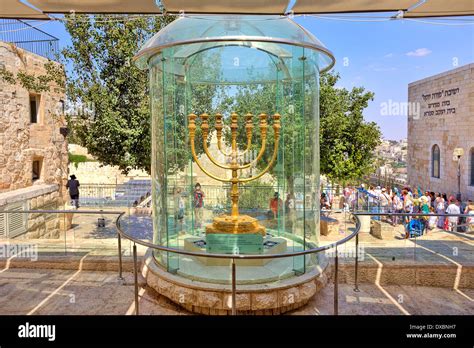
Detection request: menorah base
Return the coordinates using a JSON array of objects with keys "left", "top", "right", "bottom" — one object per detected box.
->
[
  {"left": 205, "top": 215, "right": 266, "bottom": 254},
  {"left": 205, "top": 215, "right": 266, "bottom": 236}
]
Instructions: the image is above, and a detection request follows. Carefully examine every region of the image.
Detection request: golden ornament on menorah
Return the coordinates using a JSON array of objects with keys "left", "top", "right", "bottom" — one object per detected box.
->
[{"left": 188, "top": 112, "right": 281, "bottom": 236}]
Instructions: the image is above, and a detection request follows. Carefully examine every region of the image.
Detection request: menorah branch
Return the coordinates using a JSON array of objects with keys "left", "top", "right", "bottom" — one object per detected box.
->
[
  {"left": 188, "top": 113, "right": 231, "bottom": 184},
  {"left": 188, "top": 112, "right": 281, "bottom": 217}
]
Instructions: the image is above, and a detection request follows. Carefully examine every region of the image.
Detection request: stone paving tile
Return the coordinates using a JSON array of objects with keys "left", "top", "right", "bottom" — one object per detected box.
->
[
  {"left": 0, "top": 268, "right": 184, "bottom": 315},
  {"left": 0, "top": 268, "right": 472, "bottom": 316},
  {"left": 291, "top": 283, "right": 474, "bottom": 316}
]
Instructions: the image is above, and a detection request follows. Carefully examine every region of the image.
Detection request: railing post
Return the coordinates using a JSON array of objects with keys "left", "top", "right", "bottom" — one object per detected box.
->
[
  {"left": 133, "top": 243, "right": 139, "bottom": 315},
  {"left": 414, "top": 233, "right": 417, "bottom": 262},
  {"left": 334, "top": 245, "right": 339, "bottom": 315},
  {"left": 231, "top": 258, "right": 237, "bottom": 316},
  {"left": 117, "top": 232, "right": 124, "bottom": 281},
  {"left": 354, "top": 233, "right": 360, "bottom": 292}
]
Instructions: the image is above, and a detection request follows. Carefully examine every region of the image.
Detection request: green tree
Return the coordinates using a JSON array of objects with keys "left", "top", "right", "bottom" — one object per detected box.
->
[
  {"left": 63, "top": 14, "right": 173, "bottom": 173},
  {"left": 319, "top": 72, "right": 381, "bottom": 182}
]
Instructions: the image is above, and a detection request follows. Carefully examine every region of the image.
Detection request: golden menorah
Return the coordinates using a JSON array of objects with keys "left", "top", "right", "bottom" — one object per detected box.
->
[{"left": 188, "top": 112, "right": 281, "bottom": 236}]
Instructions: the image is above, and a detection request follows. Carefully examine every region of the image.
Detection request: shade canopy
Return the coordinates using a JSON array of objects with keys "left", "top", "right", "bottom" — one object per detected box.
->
[
  {"left": 0, "top": 0, "right": 48, "bottom": 19},
  {"left": 27, "top": 0, "right": 163, "bottom": 14},
  {"left": 404, "top": 0, "right": 474, "bottom": 18},
  {"left": 1, "top": 0, "right": 473, "bottom": 18},
  {"left": 292, "top": 0, "right": 418, "bottom": 14},
  {"left": 161, "top": 0, "right": 288, "bottom": 14}
]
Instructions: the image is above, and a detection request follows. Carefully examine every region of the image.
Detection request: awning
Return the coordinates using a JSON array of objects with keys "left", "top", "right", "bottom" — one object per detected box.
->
[
  {"left": 161, "top": 0, "right": 288, "bottom": 14},
  {"left": 0, "top": 0, "right": 48, "bottom": 19},
  {"left": 2, "top": 0, "right": 474, "bottom": 18},
  {"left": 27, "top": 0, "right": 163, "bottom": 14},
  {"left": 292, "top": 0, "right": 418, "bottom": 14},
  {"left": 404, "top": 0, "right": 474, "bottom": 18}
]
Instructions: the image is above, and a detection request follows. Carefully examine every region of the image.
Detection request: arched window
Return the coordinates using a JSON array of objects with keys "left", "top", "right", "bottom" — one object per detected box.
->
[
  {"left": 470, "top": 148, "right": 474, "bottom": 186},
  {"left": 432, "top": 144, "right": 440, "bottom": 178}
]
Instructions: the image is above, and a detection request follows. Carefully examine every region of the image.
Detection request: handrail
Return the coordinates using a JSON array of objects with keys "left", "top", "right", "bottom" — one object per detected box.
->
[
  {"left": 114, "top": 211, "right": 361, "bottom": 260},
  {"left": 114, "top": 211, "right": 361, "bottom": 315}
]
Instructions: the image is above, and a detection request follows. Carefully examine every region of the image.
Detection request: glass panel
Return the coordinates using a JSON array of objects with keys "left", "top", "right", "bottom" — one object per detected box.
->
[
  {"left": 148, "top": 30, "right": 324, "bottom": 284},
  {"left": 136, "top": 16, "right": 334, "bottom": 73}
]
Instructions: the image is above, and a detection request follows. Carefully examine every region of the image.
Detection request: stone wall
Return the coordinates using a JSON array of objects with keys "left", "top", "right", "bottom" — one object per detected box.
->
[
  {"left": 0, "top": 41, "right": 67, "bottom": 200},
  {"left": 0, "top": 184, "right": 61, "bottom": 239},
  {"left": 68, "top": 144, "right": 149, "bottom": 184},
  {"left": 407, "top": 63, "right": 474, "bottom": 199}
]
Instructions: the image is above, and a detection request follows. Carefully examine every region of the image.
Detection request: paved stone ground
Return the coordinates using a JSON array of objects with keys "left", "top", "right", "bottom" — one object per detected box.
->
[
  {"left": 320, "top": 212, "right": 474, "bottom": 267},
  {"left": 0, "top": 268, "right": 472, "bottom": 315}
]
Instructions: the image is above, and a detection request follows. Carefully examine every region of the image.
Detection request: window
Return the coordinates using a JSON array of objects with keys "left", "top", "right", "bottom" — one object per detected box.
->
[
  {"left": 32, "top": 159, "right": 42, "bottom": 181},
  {"left": 470, "top": 148, "right": 474, "bottom": 186},
  {"left": 431, "top": 144, "right": 440, "bottom": 178},
  {"left": 59, "top": 99, "right": 65, "bottom": 114},
  {"left": 29, "top": 94, "right": 40, "bottom": 123}
]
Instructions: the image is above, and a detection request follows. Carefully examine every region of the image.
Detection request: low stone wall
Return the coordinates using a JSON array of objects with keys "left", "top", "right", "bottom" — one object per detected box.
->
[
  {"left": 338, "top": 263, "right": 474, "bottom": 289},
  {"left": 68, "top": 161, "right": 149, "bottom": 185},
  {"left": 0, "top": 184, "right": 63, "bottom": 239},
  {"left": 320, "top": 216, "right": 339, "bottom": 236}
]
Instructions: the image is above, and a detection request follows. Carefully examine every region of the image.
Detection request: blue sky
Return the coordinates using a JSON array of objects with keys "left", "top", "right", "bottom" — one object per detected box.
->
[{"left": 40, "top": 15, "right": 474, "bottom": 140}]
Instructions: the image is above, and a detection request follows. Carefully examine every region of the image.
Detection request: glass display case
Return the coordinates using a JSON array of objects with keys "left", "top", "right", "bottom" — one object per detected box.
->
[{"left": 135, "top": 15, "right": 334, "bottom": 284}]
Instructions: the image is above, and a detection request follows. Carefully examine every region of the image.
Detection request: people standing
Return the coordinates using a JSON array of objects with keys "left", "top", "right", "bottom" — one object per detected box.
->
[
  {"left": 427, "top": 207, "right": 438, "bottom": 231},
  {"left": 402, "top": 189, "right": 413, "bottom": 224},
  {"left": 465, "top": 200, "right": 474, "bottom": 232},
  {"left": 270, "top": 192, "right": 283, "bottom": 219},
  {"left": 391, "top": 190, "right": 402, "bottom": 226},
  {"left": 446, "top": 198, "right": 461, "bottom": 232},
  {"left": 435, "top": 193, "right": 446, "bottom": 229},
  {"left": 193, "top": 183, "right": 205, "bottom": 229},
  {"left": 380, "top": 188, "right": 391, "bottom": 212},
  {"left": 66, "top": 174, "right": 80, "bottom": 209}
]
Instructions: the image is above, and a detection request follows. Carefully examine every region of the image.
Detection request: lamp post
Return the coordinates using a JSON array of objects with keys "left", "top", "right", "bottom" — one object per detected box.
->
[{"left": 453, "top": 148, "right": 464, "bottom": 201}]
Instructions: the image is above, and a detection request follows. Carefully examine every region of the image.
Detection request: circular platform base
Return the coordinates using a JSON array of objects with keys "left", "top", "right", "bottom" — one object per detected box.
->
[{"left": 142, "top": 249, "right": 330, "bottom": 315}]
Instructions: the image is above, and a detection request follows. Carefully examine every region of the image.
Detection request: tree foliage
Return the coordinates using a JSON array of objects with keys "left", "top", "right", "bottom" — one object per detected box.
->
[
  {"left": 0, "top": 60, "right": 65, "bottom": 93},
  {"left": 319, "top": 72, "right": 381, "bottom": 181},
  {"left": 62, "top": 14, "right": 173, "bottom": 173}
]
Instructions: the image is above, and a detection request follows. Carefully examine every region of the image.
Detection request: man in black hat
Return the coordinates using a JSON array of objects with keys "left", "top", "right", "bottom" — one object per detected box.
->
[{"left": 66, "top": 174, "right": 80, "bottom": 208}]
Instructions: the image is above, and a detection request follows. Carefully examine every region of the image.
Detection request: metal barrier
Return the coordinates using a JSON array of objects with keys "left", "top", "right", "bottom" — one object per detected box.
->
[
  {"left": 114, "top": 211, "right": 362, "bottom": 316},
  {"left": 0, "top": 19, "right": 59, "bottom": 61}
]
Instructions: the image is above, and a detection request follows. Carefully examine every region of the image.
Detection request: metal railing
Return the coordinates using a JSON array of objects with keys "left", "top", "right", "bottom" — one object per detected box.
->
[
  {"left": 79, "top": 183, "right": 151, "bottom": 207},
  {"left": 114, "top": 211, "right": 362, "bottom": 316},
  {"left": 0, "top": 19, "right": 59, "bottom": 61}
]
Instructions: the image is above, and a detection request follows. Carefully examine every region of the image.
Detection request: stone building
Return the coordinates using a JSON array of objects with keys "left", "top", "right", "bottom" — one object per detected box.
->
[
  {"left": 0, "top": 41, "right": 67, "bottom": 239},
  {"left": 407, "top": 63, "right": 474, "bottom": 200}
]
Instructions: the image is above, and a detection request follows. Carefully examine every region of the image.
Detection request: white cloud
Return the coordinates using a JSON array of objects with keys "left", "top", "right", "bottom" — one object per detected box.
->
[
  {"left": 384, "top": 53, "right": 394, "bottom": 58},
  {"left": 406, "top": 48, "right": 432, "bottom": 57}
]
